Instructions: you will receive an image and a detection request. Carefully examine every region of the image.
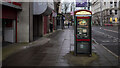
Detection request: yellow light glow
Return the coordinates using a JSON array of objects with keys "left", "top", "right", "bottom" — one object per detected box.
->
[
  {"left": 110, "top": 18, "right": 112, "bottom": 22},
  {"left": 76, "top": 11, "right": 91, "bottom": 15},
  {"left": 115, "top": 18, "right": 117, "bottom": 22}
]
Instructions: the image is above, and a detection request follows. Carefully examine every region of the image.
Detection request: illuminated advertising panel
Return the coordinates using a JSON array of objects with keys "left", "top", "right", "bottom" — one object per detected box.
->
[{"left": 74, "top": 10, "right": 92, "bottom": 56}]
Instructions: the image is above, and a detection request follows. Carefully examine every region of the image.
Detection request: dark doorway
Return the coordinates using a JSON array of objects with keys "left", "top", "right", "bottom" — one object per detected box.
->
[{"left": 33, "top": 15, "right": 43, "bottom": 41}]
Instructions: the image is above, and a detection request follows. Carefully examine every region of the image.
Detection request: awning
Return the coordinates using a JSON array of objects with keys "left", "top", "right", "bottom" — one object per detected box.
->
[
  {"left": 2, "top": 2, "right": 22, "bottom": 10},
  {"left": 33, "top": 2, "right": 54, "bottom": 16},
  {"left": 2, "top": 6, "right": 17, "bottom": 19},
  {"left": 43, "top": 6, "right": 53, "bottom": 15}
]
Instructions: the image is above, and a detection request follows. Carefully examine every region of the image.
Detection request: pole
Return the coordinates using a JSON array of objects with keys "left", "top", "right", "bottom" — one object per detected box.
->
[
  {"left": 100, "top": 0, "right": 102, "bottom": 26},
  {"left": 73, "top": 2, "right": 76, "bottom": 56}
]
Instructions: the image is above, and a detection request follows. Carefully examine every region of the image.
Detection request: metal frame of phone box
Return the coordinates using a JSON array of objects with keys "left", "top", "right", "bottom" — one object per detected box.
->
[{"left": 74, "top": 10, "right": 92, "bottom": 56}]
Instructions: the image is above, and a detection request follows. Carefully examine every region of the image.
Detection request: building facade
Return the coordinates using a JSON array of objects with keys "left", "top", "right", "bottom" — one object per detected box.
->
[
  {"left": 1, "top": 1, "right": 60, "bottom": 46},
  {"left": 33, "top": 1, "right": 55, "bottom": 40},
  {"left": 2, "top": 2, "right": 22, "bottom": 44},
  {"left": 118, "top": 1, "right": 120, "bottom": 24},
  {"left": 91, "top": 0, "right": 119, "bottom": 25},
  {"left": 17, "top": 2, "right": 33, "bottom": 42},
  {"left": 0, "top": 2, "right": 2, "bottom": 48},
  {"left": 56, "top": 2, "right": 64, "bottom": 29},
  {"left": 1, "top": 2, "right": 33, "bottom": 45}
]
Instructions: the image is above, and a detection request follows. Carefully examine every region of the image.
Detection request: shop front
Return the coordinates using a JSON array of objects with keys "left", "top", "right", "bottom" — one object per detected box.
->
[
  {"left": 33, "top": 2, "right": 54, "bottom": 39},
  {"left": 2, "top": 2, "right": 21, "bottom": 45},
  {"left": 2, "top": 19, "right": 16, "bottom": 43}
]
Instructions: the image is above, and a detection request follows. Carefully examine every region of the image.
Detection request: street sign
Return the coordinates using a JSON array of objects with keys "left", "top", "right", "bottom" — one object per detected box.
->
[
  {"left": 74, "top": 10, "right": 92, "bottom": 56},
  {"left": 76, "top": 0, "right": 87, "bottom": 7}
]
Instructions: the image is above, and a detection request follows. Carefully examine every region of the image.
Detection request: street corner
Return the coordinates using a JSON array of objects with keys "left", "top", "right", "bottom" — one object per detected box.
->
[{"left": 63, "top": 51, "right": 99, "bottom": 66}]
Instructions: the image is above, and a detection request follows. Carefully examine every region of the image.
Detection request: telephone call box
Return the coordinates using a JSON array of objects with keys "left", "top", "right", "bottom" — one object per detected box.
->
[{"left": 74, "top": 10, "right": 92, "bottom": 56}]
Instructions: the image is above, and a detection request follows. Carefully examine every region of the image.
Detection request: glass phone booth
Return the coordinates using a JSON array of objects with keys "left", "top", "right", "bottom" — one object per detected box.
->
[{"left": 74, "top": 10, "right": 92, "bottom": 56}]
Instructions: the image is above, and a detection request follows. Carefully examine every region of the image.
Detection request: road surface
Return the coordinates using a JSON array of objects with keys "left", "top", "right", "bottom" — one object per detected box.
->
[{"left": 92, "top": 26, "right": 119, "bottom": 56}]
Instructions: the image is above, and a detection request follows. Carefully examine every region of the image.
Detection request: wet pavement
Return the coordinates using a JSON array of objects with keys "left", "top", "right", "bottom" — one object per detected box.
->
[
  {"left": 2, "top": 26, "right": 73, "bottom": 66},
  {"left": 2, "top": 26, "right": 118, "bottom": 67}
]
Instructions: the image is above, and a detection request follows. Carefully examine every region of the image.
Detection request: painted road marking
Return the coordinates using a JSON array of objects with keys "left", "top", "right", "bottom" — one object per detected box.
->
[
  {"left": 108, "top": 35, "right": 112, "bottom": 38},
  {"left": 113, "top": 39, "right": 118, "bottom": 42},
  {"left": 94, "top": 30, "right": 119, "bottom": 42},
  {"left": 92, "top": 38, "right": 118, "bottom": 58},
  {"left": 103, "top": 29, "right": 118, "bottom": 33},
  {"left": 95, "top": 30, "right": 120, "bottom": 41},
  {"left": 101, "top": 45, "right": 119, "bottom": 58},
  {"left": 102, "top": 40, "right": 118, "bottom": 43},
  {"left": 92, "top": 38, "right": 99, "bottom": 44},
  {"left": 102, "top": 41, "right": 110, "bottom": 42}
]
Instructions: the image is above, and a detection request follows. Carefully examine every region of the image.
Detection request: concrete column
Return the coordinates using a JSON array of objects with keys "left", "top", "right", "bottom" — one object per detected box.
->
[
  {"left": 29, "top": 2, "right": 33, "bottom": 42},
  {"left": 17, "top": 2, "right": 32, "bottom": 42}
]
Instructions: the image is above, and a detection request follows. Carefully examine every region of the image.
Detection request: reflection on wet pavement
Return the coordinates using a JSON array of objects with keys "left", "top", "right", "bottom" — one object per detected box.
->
[{"left": 2, "top": 27, "right": 74, "bottom": 66}]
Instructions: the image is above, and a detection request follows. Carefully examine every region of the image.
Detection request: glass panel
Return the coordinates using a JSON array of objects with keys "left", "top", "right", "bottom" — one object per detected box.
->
[
  {"left": 76, "top": 18, "right": 90, "bottom": 39},
  {"left": 77, "top": 42, "right": 90, "bottom": 53}
]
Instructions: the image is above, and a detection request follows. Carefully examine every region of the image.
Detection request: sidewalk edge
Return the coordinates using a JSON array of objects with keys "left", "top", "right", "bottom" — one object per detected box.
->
[{"left": 92, "top": 38, "right": 118, "bottom": 58}]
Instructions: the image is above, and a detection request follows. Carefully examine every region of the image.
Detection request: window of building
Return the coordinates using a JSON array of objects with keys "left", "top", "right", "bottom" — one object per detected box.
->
[
  {"left": 110, "top": 2, "right": 113, "bottom": 4},
  {"left": 104, "top": 2, "right": 106, "bottom": 5},
  {"left": 115, "top": 10, "right": 117, "bottom": 15},
  {"left": 114, "top": 2, "right": 117, "bottom": 7},
  {"left": 115, "top": 18, "right": 117, "bottom": 22},
  {"left": 110, "top": 18, "right": 112, "bottom": 22},
  {"left": 110, "top": 2, "right": 113, "bottom": 7},
  {"left": 110, "top": 10, "right": 112, "bottom": 14}
]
